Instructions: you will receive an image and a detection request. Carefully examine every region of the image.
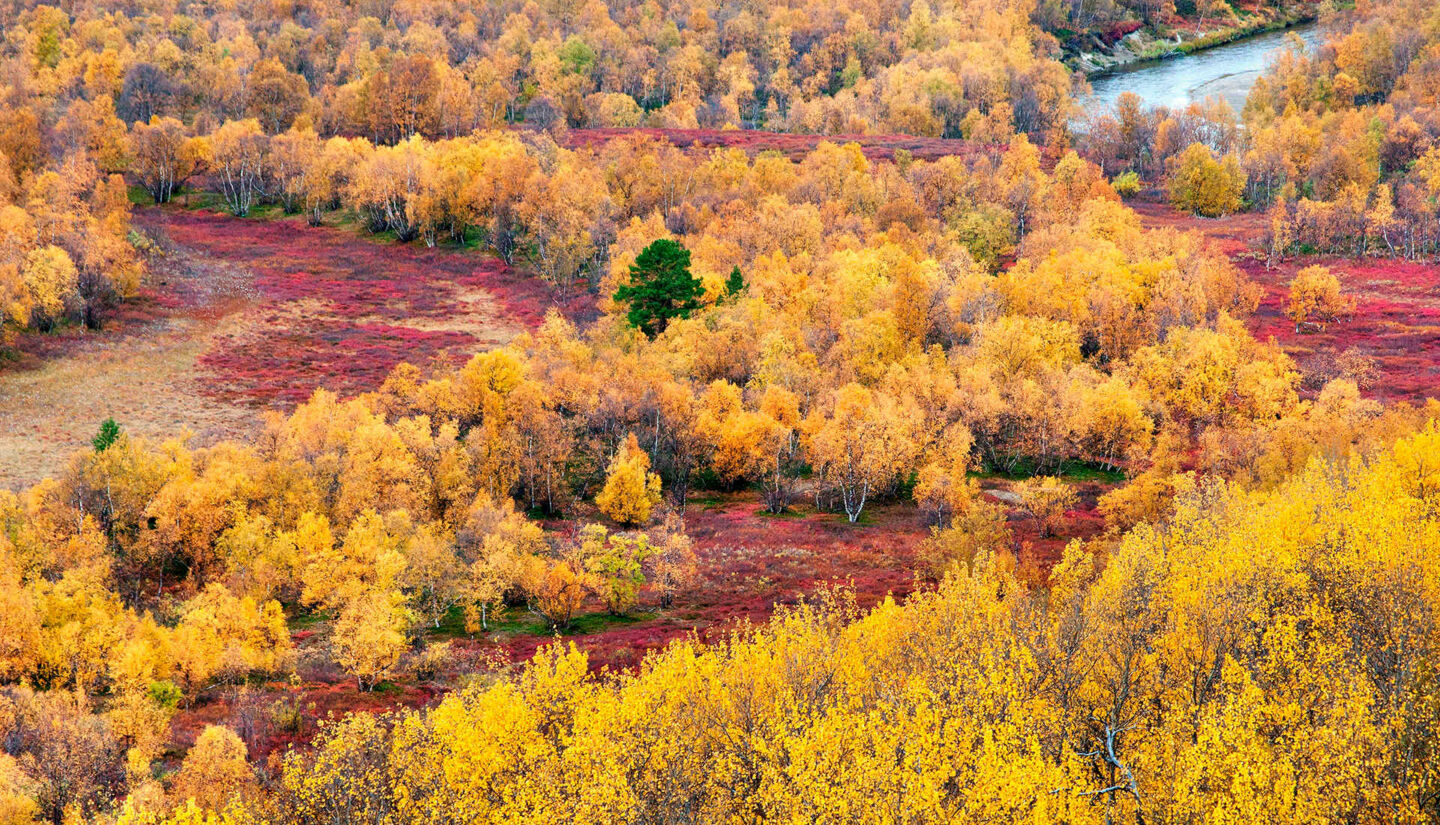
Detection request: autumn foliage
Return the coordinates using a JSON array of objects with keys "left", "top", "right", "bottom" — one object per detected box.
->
[
  {"left": 1286, "top": 264, "right": 1354, "bottom": 332},
  {"left": 595, "top": 435, "right": 663, "bottom": 527},
  {"left": 1167, "top": 142, "right": 1245, "bottom": 217},
  {"left": 101, "top": 425, "right": 1440, "bottom": 823},
  {"left": 1, "top": 0, "right": 1439, "bottom": 822}
]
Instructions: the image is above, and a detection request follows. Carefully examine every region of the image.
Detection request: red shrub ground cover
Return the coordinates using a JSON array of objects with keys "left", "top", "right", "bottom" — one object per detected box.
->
[
  {"left": 490, "top": 497, "right": 929, "bottom": 672},
  {"left": 1100, "top": 20, "right": 1144, "bottom": 45},
  {"left": 1244, "top": 256, "right": 1440, "bottom": 402},
  {"left": 1131, "top": 199, "right": 1440, "bottom": 404},
  {"left": 2, "top": 204, "right": 584, "bottom": 486},
  {"left": 472, "top": 483, "right": 1110, "bottom": 674},
  {"left": 136, "top": 208, "right": 591, "bottom": 407},
  {"left": 1002, "top": 497, "right": 1108, "bottom": 573}
]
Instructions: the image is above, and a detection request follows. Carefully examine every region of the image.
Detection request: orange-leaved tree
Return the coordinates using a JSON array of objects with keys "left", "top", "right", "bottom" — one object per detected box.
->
[{"left": 595, "top": 434, "right": 662, "bottom": 527}]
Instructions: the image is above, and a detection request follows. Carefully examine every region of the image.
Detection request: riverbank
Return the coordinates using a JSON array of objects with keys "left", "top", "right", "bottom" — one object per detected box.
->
[
  {"left": 1080, "top": 13, "right": 1328, "bottom": 114},
  {"left": 1067, "top": 9, "right": 1320, "bottom": 79}
]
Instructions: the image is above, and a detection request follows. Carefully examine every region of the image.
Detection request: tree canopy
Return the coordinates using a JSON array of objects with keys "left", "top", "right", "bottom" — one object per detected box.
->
[{"left": 614, "top": 239, "right": 704, "bottom": 338}]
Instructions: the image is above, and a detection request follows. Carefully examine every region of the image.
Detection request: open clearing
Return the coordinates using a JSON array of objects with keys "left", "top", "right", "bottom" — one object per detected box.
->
[{"left": 0, "top": 207, "right": 567, "bottom": 489}]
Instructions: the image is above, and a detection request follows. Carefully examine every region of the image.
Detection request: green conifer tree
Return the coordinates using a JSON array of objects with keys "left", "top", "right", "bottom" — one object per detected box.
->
[
  {"left": 92, "top": 418, "right": 122, "bottom": 452},
  {"left": 723, "top": 266, "right": 745, "bottom": 301},
  {"left": 614, "top": 239, "right": 703, "bottom": 338}
]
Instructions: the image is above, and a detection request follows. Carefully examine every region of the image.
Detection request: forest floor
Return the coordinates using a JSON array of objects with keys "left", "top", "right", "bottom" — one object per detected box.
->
[
  {"left": 1132, "top": 197, "right": 1440, "bottom": 404},
  {"left": 0, "top": 206, "right": 579, "bottom": 489},
  {"left": 168, "top": 480, "right": 1113, "bottom": 762}
]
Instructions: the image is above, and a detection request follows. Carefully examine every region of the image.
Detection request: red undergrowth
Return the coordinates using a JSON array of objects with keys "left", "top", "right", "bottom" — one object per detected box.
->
[{"left": 136, "top": 208, "right": 590, "bottom": 407}]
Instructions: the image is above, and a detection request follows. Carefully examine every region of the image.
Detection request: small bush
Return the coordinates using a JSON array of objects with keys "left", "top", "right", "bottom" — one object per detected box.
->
[
  {"left": 411, "top": 642, "right": 452, "bottom": 681},
  {"left": 1287, "top": 264, "right": 1354, "bottom": 331},
  {"left": 1167, "top": 143, "right": 1245, "bottom": 216},
  {"left": 1112, "top": 171, "right": 1142, "bottom": 198},
  {"left": 917, "top": 498, "right": 1012, "bottom": 580},
  {"left": 146, "top": 680, "right": 182, "bottom": 710}
]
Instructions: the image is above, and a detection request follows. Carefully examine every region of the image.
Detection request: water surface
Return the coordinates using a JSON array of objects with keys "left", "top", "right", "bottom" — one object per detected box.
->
[{"left": 1084, "top": 21, "right": 1325, "bottom": 114}]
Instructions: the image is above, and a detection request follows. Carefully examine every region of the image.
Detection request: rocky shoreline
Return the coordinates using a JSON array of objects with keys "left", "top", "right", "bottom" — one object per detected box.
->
[{"left": 1066, "top": 12, "right": 1319, "bottom": 78}]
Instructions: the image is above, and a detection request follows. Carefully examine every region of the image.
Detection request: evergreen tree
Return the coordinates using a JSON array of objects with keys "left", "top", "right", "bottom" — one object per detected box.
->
[
  {"left": 92, "top": 418, "right": 122, "bottom": 452},
  {"left": 723, "top": 266, "right": 745, "bottom": 301},
  {"left": 614, "top": 239, "right": 703, "bottom": 338}
]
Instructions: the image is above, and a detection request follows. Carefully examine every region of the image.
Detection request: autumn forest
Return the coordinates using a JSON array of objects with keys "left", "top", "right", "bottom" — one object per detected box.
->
[{"left": 1, "top": 0, "right": 1439, "bottom": 822}]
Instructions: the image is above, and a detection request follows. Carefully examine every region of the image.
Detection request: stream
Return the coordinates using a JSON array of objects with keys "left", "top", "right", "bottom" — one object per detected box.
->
[{"left": 1083, "top": 20, "right": 1325, "bottom": 115}]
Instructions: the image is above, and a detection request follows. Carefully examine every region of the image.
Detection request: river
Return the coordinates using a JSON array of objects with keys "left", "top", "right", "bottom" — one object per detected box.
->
[{"left": 1083, "top": 21, "right": 1325, "bottom": 115}]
